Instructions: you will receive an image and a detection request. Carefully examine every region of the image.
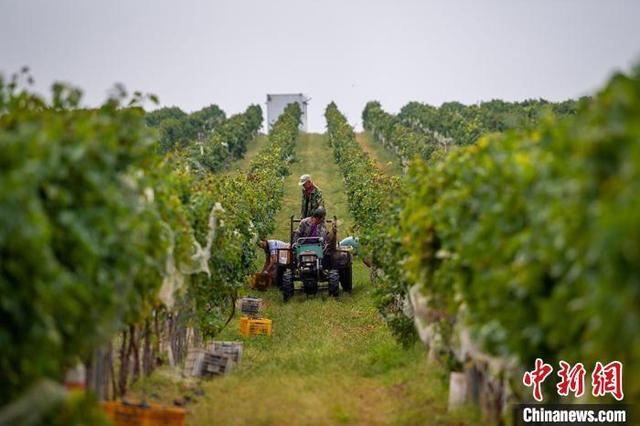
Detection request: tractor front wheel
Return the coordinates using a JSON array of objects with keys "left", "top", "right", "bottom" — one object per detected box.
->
[
  {"left": 282, "top": 269, "right": 294, "bottom": 302},
  {"left": 328, "top": 270, "right": 340, "bottom": 297}
]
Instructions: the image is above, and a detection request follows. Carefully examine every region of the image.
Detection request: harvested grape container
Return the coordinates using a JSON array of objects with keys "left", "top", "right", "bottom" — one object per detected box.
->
[
  {"left": 239, "top": 296, "right": 263, "bottom": 318},
  {"left": 102, "top": 401, "right": 186, "bottom": 426},
  {"left": 208, "top": 341, "right": 244, "bottom": 363},
  {"left": 183, "top": 348, "right": 207, "bottom": 377},
  {"left": 250, "top": 272, "right": 272, "bottom": 290},
  {"left": 183, "top": 348, "right": 234, "bottom": 377},
  {"left": 202, "top": 352, "right": 234, "bottom": 377},
  {"left": 239, "top": 316, "right": 272, "bottom": 337}
]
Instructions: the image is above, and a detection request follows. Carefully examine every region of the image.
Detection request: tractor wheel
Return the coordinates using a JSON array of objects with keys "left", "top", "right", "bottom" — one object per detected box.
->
[
  {"left": 328, "top": 270, "right": 340, "bottom": 297},
  {"left": 276, "top": 265, "right": 286, "bottom": 289},
  {"left": 282, "top": 270, "right": 294, "bottom": 302},
  {"left": 339, "top": 264, "right": 352, "bottom": 293}
]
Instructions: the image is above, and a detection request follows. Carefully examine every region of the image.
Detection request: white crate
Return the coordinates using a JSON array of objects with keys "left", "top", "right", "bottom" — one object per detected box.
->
[{"left": 208, "top": 341, "right": 244, "bottom": 364}]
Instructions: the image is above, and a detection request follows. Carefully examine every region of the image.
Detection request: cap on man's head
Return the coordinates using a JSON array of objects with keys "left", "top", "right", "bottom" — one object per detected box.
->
[{"left": 298, "top": 174, "right": 311, "bottom": 186}]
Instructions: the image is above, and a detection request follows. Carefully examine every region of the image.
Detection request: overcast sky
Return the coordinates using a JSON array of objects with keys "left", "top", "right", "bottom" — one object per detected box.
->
[{"left": 2, "top": 0, "right": 639, "bottom": 131}]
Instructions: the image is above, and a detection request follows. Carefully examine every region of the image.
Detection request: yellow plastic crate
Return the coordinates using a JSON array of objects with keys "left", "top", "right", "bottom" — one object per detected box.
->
[
  {"left": 239, "top": 316, "right": 272, "bottom": 337},
  {"left": 102, "top": 401, "right": 186, "bottom": 426}
]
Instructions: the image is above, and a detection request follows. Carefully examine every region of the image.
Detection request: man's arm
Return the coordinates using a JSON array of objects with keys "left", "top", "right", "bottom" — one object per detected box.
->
[
  {"left": 316, "top": 189, "right": 324, "bottom": 210},
  {"left": 260, "top": 248, "right": 272, "bottom": 271}
]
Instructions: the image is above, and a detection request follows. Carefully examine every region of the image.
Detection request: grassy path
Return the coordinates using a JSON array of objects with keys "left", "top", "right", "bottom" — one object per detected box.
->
[
  {"left": 355, "top": 132, "right": 403, "bottom": 176},
  {"left": 139, "top": 134, "right": 475, "bottom": 425}
]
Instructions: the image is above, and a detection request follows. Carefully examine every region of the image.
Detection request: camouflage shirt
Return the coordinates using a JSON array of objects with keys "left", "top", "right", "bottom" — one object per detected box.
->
[{"left": 301, "top": 185, "right": 324, "bottom": 218}]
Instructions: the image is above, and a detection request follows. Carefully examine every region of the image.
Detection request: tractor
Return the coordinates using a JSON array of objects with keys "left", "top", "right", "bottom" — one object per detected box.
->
[{"left": 275, "top": 216, "right": 353, "bottom": 302}]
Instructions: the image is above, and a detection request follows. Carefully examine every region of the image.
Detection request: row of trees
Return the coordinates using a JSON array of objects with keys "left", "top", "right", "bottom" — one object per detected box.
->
[
  {"left": 328, "top": 66, "right": 640, "bottom": 408},
  {"left": 362, "top": 97, "right": 583, "bottom": 169},
  {"left": 325, "top": 103, "right": 415, "bottom": 345},
  {"left": 146, "top": 104, "right": 225, "bottom": 152},
  {"left": 146, "top": 103, "right": 263, "bottom": 172},
  {"left": 0, "top": 70, "right": 301, "bottom": 421},
  {"left": 396, "top": 70, "right": 640, "bottom": 401},
  {"left": 362, "top": 101, "right": 446, "bottom": 169},
  {"left": 397, "top": 98, "right": 581, "bottom": 146}
]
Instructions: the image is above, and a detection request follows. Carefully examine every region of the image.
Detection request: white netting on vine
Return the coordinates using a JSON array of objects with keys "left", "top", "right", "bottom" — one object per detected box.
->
[{"left": 158, "top": 202, "right": 225, "bottom": 308}]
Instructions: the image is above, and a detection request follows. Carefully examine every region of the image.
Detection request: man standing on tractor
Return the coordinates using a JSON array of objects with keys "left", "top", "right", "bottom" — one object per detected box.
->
[{"left": 299, "top": 174, "right": 324, "bottom": 218}]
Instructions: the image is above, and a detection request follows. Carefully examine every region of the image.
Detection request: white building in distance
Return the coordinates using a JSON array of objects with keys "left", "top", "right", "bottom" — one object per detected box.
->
[{"left": 266, "top": 93, "right": 309, "bottom": 132}]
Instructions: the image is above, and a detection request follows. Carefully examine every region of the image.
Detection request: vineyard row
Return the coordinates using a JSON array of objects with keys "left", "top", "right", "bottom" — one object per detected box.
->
[
  {"left": 0, "top": 73, "right": 301, "bottom": 413},
  {"left": 362, "top": 97, "right": 581, "bottom": 169},
  {"left": 327, "top": 66, "right": 640, "bottom": 408}
]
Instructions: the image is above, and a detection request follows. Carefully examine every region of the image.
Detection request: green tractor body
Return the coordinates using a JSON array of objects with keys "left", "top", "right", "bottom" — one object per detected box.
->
[
  {"left": 276, "top": 216, "right": 353, "bottom": 302},
  {"left": 295, "top": 240, "right": 324, "bottom": 260}
]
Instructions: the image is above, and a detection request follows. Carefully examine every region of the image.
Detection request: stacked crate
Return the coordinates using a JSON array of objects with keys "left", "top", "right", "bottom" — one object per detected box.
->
[
  {"left": 207, "top": 341, "right": 244, "bottom": 364},
  {"left": 239, "top": 316, "right": 272, "bottom": 337},
  {"left": 239, "top": 296, "right": 262, "bottom": 317},
  {"left": 183, "top": 348, "right": 207, "bottom": 377},
  {"left": 201, "top": 352, "right": 233, "bottom": 377},
  {"left": 182, "top": 349, "right": 231, "bottom": 378},
  {"left": 238, "top": 296, "right": 272, "bottom": 337}
]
